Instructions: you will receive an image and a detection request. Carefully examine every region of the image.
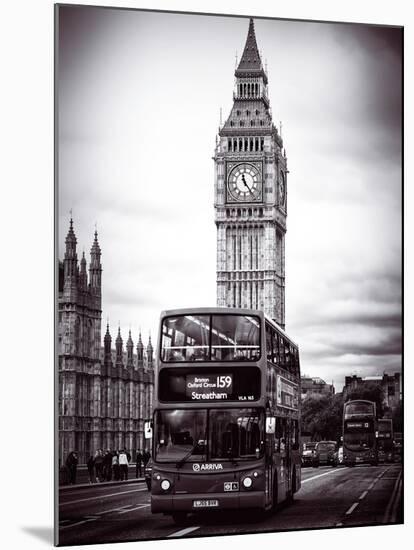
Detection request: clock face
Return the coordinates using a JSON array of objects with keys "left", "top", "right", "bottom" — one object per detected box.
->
[{"left": 227, "top": 163, "right": 261, "bottom": 202}]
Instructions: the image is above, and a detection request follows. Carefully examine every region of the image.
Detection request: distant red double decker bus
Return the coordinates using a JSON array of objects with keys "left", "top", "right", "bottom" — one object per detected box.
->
[
  {"left": 343, "top": 400, "right": 378, "bottom": 466},
  {"left": 149, "top": 307, "right": 301, "bottom": 524},
  {"left": 377, "top": 418, "right": 394, "bottom": 463}
]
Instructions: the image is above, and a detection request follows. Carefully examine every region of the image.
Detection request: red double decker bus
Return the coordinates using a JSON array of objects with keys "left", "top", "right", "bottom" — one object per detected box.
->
[
  {"left": 377, "top": 418, "right": 394, "bottom": 463},
  {"left": 149, "top": 307, "right": 301, "bottom": 524},
  {"left": 343, "top": 400, "right": 378, "bottom": 466}
]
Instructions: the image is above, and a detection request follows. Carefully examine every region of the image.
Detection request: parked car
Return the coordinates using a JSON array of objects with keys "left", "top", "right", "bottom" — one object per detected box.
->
[
  {"left": 314, "top": 441, "right": 338, "bottom": 467},
  {"left": 144, "top": 458, "right": 153, "bottom": 490},
  {"left": 301, "top": 442, "right": 317, "bottom": 467}
]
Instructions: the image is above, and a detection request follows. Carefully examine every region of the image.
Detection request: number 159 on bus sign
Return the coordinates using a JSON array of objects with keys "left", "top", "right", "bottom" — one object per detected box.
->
[{"left": 216, "top": 376, "right": 232, "bottom": 388}]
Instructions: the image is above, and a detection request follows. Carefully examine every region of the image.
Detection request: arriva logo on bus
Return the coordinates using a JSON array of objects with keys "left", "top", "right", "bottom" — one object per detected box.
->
[{"left": 192, "top": 463, "right": 224, "bottom": 472}]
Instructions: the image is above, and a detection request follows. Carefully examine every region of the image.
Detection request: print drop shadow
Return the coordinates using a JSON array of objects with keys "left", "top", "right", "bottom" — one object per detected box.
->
[{"left": 21, "top": 526, "right": 54, "bottom": 544}]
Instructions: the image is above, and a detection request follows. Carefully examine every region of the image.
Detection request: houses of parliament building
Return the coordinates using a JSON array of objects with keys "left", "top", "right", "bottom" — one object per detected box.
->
[{"left": 58, "top": 219, "right": 154, "bottom": 465}]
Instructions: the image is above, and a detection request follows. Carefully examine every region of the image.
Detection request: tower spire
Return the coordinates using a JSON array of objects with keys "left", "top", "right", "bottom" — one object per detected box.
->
[
  {"left": 136, "top": 330, "right": 144, "bottom": 365},
  {"left": 89, "top": 227, "right": 102, "bottom": 294},
  {"left": 104, "top": 322, "right": 112, "bottom": 365},
  {"left": 235, "top": 18, "right": 266, "bottom": 82},
  {"left": 64, "top": 217, "right": 78, "bottom": 283}
]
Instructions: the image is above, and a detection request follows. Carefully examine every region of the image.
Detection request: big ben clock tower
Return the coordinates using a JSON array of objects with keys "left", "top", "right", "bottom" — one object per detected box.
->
[{"left": 214, "top": 18, "right": 288, "bottom": 328}]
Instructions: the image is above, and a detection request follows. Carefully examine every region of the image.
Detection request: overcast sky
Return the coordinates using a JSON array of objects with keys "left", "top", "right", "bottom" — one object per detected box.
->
[{"left": 57, "top": 6, "right": 402, "bottom": 391}]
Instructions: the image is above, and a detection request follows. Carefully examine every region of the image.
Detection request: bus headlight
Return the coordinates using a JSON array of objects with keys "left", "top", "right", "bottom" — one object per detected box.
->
[
  {"left": 160, "top": 479, "right": 171, "bottom": 491},
  {"left": 242, "top": 476, "right": 253, "bottom": 489}
]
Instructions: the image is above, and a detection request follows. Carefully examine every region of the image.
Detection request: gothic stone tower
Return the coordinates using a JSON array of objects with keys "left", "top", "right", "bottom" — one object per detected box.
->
[
  {"left": 58, "top": 220, "right": 103, "bottom": 463},
  {"left": 58, "top": 220, "right": 154, "bottom": 465},
  {"left": 214, "top": 18, "right": 287, "bottom": 328}
]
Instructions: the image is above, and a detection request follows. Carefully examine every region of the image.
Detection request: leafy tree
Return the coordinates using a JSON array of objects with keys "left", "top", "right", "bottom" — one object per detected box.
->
[{"left": 301, "top": 393, "right": 344, "bottom": 442}]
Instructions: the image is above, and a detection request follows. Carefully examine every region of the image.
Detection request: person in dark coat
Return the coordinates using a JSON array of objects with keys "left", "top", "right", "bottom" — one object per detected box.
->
[
  {"left": 87, "top": 454, "right": 95, "bottom": 484},
  {"left": 103, "top": 450, "right": 113, "bottom": 481},
  {"left": 136, "top": 450, "right": 143, "bottom": 478},
  {"left": 94, "top": 449, "right": 104, "bottom": 482},
  {"left": 143, "top": 450, "right": 151, "bottom": 466},
  {"left": 66, "top": 452, "right": 78, "bottom": 485}
]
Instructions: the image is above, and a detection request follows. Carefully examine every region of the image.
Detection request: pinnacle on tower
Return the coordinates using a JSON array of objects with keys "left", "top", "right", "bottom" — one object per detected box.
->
[
  {"left": 115, "top": 326, "right": 123, "bottom": 366},
  {"left": 104, "top": 323, "right": 112, "bottom": 363},
  {"left": 65, "top": 217, "right": 77, "bottom": 254},
  {"left": 80, "top": 251, "right": 88, "bottom": 288},
  {"left": 89, "top": 228, "right": 102, "bottom": 292},
  {"left": 126, "top": 329, "right": 134, "bottom": 366},
  {"left": 64, "top": 217, "right": 78, "bottom": 281},
  {"left": 136, "top": 331, "right": 144, "bottom": 364},
  {"left": 147, "top": 334, "right": 154, "bottom": 366}
]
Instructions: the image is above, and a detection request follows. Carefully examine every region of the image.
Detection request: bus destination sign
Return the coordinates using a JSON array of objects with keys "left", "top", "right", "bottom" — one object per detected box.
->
[
  {"left": 186, "top": 374, "right": 233, "bottom": 401},
  {"left": 276, "top": 375, "right": 298, "bottom": 410},
  {"left": 346, "top": 422, "right": 370, "bottom": 429}
]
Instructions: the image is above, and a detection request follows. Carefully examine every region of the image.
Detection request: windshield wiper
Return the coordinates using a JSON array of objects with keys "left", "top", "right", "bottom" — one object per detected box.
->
[{"left": 176, "top": 433, "right": 207, "bottom": 468}]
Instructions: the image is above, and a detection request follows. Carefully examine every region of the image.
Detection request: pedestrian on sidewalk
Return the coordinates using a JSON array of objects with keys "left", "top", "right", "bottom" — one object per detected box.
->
[
  {"left": 119, "top": 449, "right": 129, "bottom": 480},
  {"left": 112, "top": 451, "right": 120, "bottom": 481},
  {"left": 87, "top": 453, "right": 95, "bottom": 484},
  {"left": 143, "top": 449, "right": 151, "bottom": 467},
  {"left": 94, "top": 449, "right": 104, "bottom": 482},
  {"left": 103, "top": 449, "right": 113, "bottom": 481},
  {"left": 136, "top": 450, "right": 143, "bottom": 478},
  {"left": 65, "top": 451, "right": 78, "bottom": 485}
]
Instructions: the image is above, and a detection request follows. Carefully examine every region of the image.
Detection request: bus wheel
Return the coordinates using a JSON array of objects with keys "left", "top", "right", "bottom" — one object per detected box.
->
[{"left": 172, "top": 512, "right": 187, "bottom": 526}]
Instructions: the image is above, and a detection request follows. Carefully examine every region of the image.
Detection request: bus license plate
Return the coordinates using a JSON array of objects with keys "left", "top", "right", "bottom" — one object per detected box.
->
[{"left": 193, "top": 499, "right": 219, "bottom": 508}]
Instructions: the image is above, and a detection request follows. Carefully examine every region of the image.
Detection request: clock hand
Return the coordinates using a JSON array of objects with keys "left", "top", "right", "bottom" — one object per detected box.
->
[{"left": 241, "top": 174, "right": 252, "bottom": 193}]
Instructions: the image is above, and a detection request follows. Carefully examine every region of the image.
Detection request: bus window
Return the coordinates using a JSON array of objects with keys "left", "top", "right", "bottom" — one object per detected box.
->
[
  {"left": 161, "top": 315, "right": 210, "bottom": 361},
  {"left": 279, "top": 418, "right": 287, "bottom": 453},
  {"left": 293, "top": 349, "right": 299, "bottom": 377},
  {"left": 266, "top": 325, "right": 273, "bottom": 363},
  {"left": 211, "top": 315, "right": 260, "bottom": 361},
  {"left": 209, "top": 409, "right": 264, "bottom": 459},
  {"left": 272, "top": 332, "right": 280, "bottom": 365},
  {"left": 275, "top": 417, "right": 287, "bottom": 452},
  {"left": 292, "top": 419, "right": 299, "bottom": 450},
  {"left": 284, "top": 342, "right": 292, "bottom": 373}
]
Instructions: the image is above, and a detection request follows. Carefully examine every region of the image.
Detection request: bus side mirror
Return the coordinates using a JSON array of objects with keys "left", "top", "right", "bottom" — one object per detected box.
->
[
  {"left": 144, "top": 420, "right": 153, "bottom": 440},
  {"left": 266, "top": 417, "right": 276, "bottom": 434}
]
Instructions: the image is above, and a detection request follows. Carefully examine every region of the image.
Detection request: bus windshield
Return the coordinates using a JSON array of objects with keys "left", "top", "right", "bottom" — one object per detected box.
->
[
  {"left": 161, "top": 314, "right": 261, "bottom": 362},
  {"left": 345, "top": 402, "right": 374, "bottom": 416},
  {"left": 154, "top": 408, "right": 264, "bottom": 462},
  {"left": 155, "top": 410, "right": 207, "bottom": 462},
  {"left": 344, "top": 432, "right": 375, "bottom": 451}
]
